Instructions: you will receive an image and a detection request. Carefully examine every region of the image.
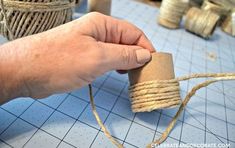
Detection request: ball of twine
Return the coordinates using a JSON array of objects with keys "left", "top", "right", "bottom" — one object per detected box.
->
[
  {"left": 158, "top": 0, "right": 189, "bottom": 29},
  {"left": 221, "top": 10, "right": 235, "bottom": 36},
  {"left": 0, "top": 0, "right": 76, "bottom": 40},
  {"left": 185, "top": 7, "right": 219, "bottom": 39},
  {"left": 201, "top": 0, "right": 230, "bottom": 25}
]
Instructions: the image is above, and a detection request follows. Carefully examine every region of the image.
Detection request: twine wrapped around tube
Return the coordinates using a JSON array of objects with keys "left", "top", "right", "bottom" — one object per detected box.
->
[
  {"left": 89, "top": 73, "right": 235, "bottom": 148},
  {"left": 88, "top": 52, "right": 235, "bottom": 148},
  {"left": 185, "top": 7, "right": 219, "bottom": 39},
  {"left": 221, "top": 10, "right": 235, "bottom": 37},
  {"left": 201, "top": 0, "right": 230, "bottom": 25},
  {"left": 0, "top": 0, "right": 76, "bottom": 40},
  {"left": 158, "top": 0, "right": 189, "bottom": 29}
]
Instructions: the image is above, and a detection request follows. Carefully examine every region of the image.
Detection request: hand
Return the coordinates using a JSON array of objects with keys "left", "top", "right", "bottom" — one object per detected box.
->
[{"left": 0, "top": 12, "right": 155, "bottom": 101}]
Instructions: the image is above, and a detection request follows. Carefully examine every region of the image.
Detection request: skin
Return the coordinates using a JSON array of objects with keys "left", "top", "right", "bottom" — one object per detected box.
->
[{"left": 0, "top": 12, "right": 155, "bottom": 104}]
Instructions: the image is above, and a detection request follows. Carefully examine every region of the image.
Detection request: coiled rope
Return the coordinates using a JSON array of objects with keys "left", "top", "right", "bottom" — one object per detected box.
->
[
  {"left": 0, "top": 0, "right": 75, "bottom": 40},
  {"left": 89, "top": 73, "right": 235, "bottom": 148}
]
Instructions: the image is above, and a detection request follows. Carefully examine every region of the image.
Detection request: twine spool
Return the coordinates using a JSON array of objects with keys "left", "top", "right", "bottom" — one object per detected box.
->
[
  {"left": 128, "top": 52, "right": 181, "bottom": 112},
  {"left": 158, "top": 0, "right": 189, "bottom": 29},
  {"left": 87, "top": 0, "right": 112, "bottom": 15},
  {"left": 221, "top": 11, "right": 235, "bottom": 37},
  {"left": 201, "top": 0, "right": 230, "bottom": 25},
  {"left": 185, "top": 7, "right": 219, "bottom": 39},
  {"left": 0, "top": 0, "right": 75, "bottom": 40}
]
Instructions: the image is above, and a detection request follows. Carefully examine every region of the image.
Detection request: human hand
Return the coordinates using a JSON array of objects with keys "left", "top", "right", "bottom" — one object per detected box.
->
[{"left": 0, "top": 12, "right": 155, "bottom": 101}]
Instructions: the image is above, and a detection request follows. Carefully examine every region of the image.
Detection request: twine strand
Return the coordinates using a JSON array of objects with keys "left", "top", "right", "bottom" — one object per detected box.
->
[
  {"left": 89, "top": 73, "right": 235, "bottom": 148},
  {"left": 89, "top": 84, "right": 123, "bottom": 148}
]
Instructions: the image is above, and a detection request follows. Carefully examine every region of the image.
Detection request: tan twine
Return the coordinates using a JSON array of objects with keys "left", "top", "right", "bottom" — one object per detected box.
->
[
  {"left": 185, "top": 7, "right": 220, "bottom": 39},
  {"left": 0, "top": 0, "right": 76, "bottom": 40},
  {"left": 221, "top": 10, "right": 235, "bottom": 37},
  {"left": 89, "top": 73, "right": 235, "bottom": 148},
  {"left": 158, "top": 0, "right": 189, "bottom": 29},
  {"left": 201, "top": 0, "right": 230, "bottom": 25}
]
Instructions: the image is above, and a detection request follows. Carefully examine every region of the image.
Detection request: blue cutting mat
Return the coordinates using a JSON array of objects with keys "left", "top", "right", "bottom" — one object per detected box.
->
[{"left": 1, "top": 0, "right": 235, "bottom": 147}]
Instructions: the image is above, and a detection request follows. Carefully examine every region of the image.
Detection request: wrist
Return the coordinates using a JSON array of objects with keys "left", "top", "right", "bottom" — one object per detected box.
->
[{"left": 0, "top": 41, "right": 29, "bottom": 103}]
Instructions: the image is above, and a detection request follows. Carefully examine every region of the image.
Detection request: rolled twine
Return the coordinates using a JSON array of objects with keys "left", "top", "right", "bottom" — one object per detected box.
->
[
  {"left": 88, "top": 52, "right": 235, "bottom": 147},
  {"left": 221, "top": 11, "right": 235, "bottom": 37},
  {"left": 0, "top": 0, "right": 76, "bottom": 40},
  {"left": 185, "top": 7, "right": 220, "bottom": 39},
  {"left": 201, "top": 0, "right": 230, "bottom": 25},
  {"left": 158, "top": 0, "right": 189, "bottom": 29}
]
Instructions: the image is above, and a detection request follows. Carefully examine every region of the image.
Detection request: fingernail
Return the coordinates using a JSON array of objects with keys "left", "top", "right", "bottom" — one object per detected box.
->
[{"left": 136, "top": 49, "right": 151, "bottom": 64}]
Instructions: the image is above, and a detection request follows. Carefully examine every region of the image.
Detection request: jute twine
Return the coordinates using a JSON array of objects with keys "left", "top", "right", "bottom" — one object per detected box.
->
[
  {"left": 188, "top": 0, "right": 203, "bottom": 8},
  {"left": 185, "top": 7, "right": 219, "bottom": 39},
  {"left": 89, "top": 73, "right": 235, "bottom": 148},
  {"left": 201, "top": 0, "right": 230, "bottom": 25},
  {"left": 0, "top": 0, "right": 76, "bottom": 40},
  {"left": 158, "top": 0, "right": 189, "bottom": 29},
  {"left": 221, "top": 10, "right": 235, "bottom": 37}
]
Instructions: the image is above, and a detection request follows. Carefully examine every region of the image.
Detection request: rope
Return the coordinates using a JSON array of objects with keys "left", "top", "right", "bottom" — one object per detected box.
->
[
  {"left": 158, "top": 0, "right": 189, "bottom": 29},
  {"left": 0, "top": 0, "right": 75, "bottom": 40},
  {"left": 89, "top": 73, "right": 235, "bottom": 148},
  {"left": 1, "top": 0, "right": 75, "bottom": 12},
  {"left": 185, "top": 7, "right": 220, "bottom": 39}
]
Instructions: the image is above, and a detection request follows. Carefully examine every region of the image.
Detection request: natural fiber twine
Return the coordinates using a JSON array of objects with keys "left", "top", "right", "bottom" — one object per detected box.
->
[
  {"left": 0, "top": 0, "right": 76, "bottom": 40},
  {"left": 221, "top": 10, "right": 235, "bottom": 37},
  {"left": 201, "top": 0, "right": 230, "bottom": 25},
  {"left": 185, "top": 7, "right": 219, "bottom": 39},
  {"left": 188, "top": 0, "right": 203, "bottom": 8},
  {"left": 89, "top": 73, "right": 235, "bottom": 148},
  {"left": 158, "top": 0, "right": 189, "bottom": 29}
]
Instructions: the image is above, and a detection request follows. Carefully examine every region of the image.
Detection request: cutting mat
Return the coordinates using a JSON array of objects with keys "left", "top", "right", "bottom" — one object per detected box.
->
[{"left": 1, "top": 0, "right": 235, "bottom": 147}]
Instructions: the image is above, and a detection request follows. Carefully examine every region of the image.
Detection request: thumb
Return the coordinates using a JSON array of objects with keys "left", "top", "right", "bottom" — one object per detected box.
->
[{"left": 99, "top": 42, "right": 152, "bottom": 71}]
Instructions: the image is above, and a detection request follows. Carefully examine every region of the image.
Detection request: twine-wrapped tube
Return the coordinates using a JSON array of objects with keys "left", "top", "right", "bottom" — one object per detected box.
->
[
  {"left": 0, "top": 0, "right": 76, "bottom": 40},
  {"left": 201, "top": 0, "right": 230, "bottom": 25},
  {"left": 158, "top": 0, "right": 189, "bottom": 29},
  {"left": 87, "top": 53, "right": 235, "bottom": 147},
  {"left": 221, "top": 11, "right": 235, "bottom": 36},
  {"left": 185, "top": 7, "right": 219, "bottom": 38},
  {"left": 128, "top": 52, "right": 181, "bottom": 112},
  {"left": 129, "top": 80, "right": 181, "bottom": 112}
]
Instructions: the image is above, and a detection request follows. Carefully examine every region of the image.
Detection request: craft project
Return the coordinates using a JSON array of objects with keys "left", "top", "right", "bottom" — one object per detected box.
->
[
  {"left": 201, "top": 0, "right": 230, "bottom": 25},
  {"left": 158, "top": 0, "right": 189, "bottom": 29},
  {"left": 89, "top": 52, "right": 235, "bottom": 148},
  {"left": 185, "top": 7, "right": 219, "bottom": 38},
  {"left": 128, "top": 52, "right": 181, "bottom": 112},
  {"left": 221, "top": 10, "right": 235, "bottom": 37},
  {"left": 0, "top": 0, "right": 75, "bottom": 40}
]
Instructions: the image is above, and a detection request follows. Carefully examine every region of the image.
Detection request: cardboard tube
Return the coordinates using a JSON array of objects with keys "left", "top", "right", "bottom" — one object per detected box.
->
[
  {"left": 128, "top": 52, "right": 175, "bottom": 85},
  {"left": 87, "top": 0, "right": 112, "bottom": 15}
]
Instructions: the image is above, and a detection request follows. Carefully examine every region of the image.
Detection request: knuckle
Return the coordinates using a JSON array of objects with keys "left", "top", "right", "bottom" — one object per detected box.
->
[
  {"left": 121, "top": 48, "right": 131, "bottom": 65},
  {"left": 88, "top": 12, "right": 103, "bottom": 18}
]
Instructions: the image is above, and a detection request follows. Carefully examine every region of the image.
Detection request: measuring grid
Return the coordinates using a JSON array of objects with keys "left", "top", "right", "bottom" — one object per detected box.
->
[{"left": 0, "top": 0, "right": 235, "bottom": 147}]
